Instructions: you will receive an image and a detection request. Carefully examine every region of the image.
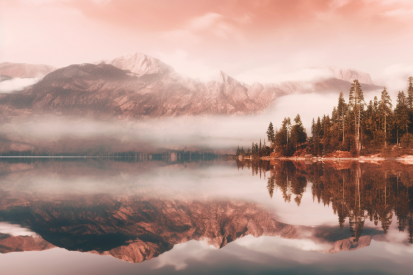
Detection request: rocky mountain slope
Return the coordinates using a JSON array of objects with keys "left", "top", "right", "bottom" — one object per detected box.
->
[
  {"left": 0, "top": 62, "right": 56, "bottom": 78},
  {"left": 0, "top": 53, "right": 381, "bottom": 118}
]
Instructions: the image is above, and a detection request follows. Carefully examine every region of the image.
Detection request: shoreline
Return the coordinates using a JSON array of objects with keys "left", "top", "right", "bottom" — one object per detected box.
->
[{"left": 259, "top": 155, "right": 413, "bottom": 163}]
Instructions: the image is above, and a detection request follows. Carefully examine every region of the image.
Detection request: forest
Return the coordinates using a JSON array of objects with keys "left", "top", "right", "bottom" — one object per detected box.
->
[{"left": 236, "top": 77, "right": 413, "bottom": 157}]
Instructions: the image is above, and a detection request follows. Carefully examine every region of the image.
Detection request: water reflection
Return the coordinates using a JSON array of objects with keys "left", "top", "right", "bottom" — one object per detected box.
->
[
  {"left": 238, "top": 159, "right": 413, "bottom": 244},
  {"left": 0, "top": 158, "right": 412, "bottom": 272},
  {"left": 1, "top": 191, "right": 379, "bottom": 262}
]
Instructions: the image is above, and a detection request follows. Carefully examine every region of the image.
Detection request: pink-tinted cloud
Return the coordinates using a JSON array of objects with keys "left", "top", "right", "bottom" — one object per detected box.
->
[{"left": 2, "top": 0, "right": 413, "bottom": 82}]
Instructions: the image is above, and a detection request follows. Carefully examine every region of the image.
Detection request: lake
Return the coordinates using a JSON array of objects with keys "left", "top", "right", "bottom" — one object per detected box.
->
[{"left": 0, "top": 157, "right": 412, "bottom": 275}]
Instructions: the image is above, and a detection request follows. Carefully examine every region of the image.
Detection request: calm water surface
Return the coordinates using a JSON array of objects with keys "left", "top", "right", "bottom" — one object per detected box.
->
[{"left": 0, "top": 157, "right": 413, "bottom": 274}]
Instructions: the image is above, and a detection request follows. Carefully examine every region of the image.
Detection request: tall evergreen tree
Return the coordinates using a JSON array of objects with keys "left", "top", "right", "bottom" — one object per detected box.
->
[
  {"left": 395, "top": 91, "right": 409, "bottom": 144},
  {"left": 407, "top": 77, "right": 413, "bottom": 133},
  {"left": 266, "top": 122, "right": 275, "bottom": 144},
  {"left": 407, "top": 77, "right": 413, "bottom": 109},
  {"left": 349, "top": 80, "right": 365, "bottom": 154},
  {"left": 274, "top": 117, "right": 292, "bottom": 155},
  {"left": 323, "top": 115, "right": 332, "bottom": 154},
  {"left": 291, "top": 114, "right": 307, "bottom": 151},
  {"left": 378, "top": 87, "right": 393, "bottom": 147},
  {"left": 337, "top": 92, "right": 347, "bottom": 145}
]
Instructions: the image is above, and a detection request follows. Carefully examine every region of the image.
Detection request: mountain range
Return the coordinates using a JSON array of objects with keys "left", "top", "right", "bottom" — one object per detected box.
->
[{"left": 0, "top": 53, "right": 382, "bottom": 118}]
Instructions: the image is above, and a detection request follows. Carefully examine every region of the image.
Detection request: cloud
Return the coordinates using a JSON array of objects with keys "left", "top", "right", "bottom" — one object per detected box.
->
[
  {"left": 382, "top": 7, "right": 413, "bottom": 17},
  {"left": 155, "top": 50, "right": 219, "bottom": 80},
  {"left": 165, "top": 12, "right": 243, "bottom": 43},
  {"left": 0, "top": 77, "right": 39, "bottom": 93},
  {"left": 373, "top": 63, "right": 413, "bottom": 96},
  {"left": 4, "top": 0, "right": 413, "bottom": 78},
  {"left": 236, "top": 67, "right": 334, "bottom": 84},
  {"left": 153, "top": 240, "right": 216, "bottom": 270},
  {"left": 236, "top": 236, "right": 332, "bottom": 255}
]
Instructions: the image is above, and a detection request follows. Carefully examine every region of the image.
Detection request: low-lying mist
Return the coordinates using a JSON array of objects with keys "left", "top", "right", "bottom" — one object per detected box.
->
[
  {"left": 0, "top": 92, "right": 347, "bottom": 153},
  {"left": 0, "top": 77, "right": 40, "bottom": 93}
]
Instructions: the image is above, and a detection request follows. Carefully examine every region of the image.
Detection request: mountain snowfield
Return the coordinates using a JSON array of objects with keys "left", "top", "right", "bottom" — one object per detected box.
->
[
  {"left": 0, "top": 53, "right": 380, "bottom": 118},
  {"left": 96, "top": 53, "right": 174, "bottom": 76}
]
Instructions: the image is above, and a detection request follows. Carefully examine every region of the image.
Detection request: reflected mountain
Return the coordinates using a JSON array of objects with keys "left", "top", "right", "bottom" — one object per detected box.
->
[
  {"left": 238, "top": 159, "right": 413, "bottom": 244},
  {"left": 0, "top": 233, "right": 54, "bottom": 254},
  {"left": 0, "top": 191, "right": 386, "bottom": 263}
]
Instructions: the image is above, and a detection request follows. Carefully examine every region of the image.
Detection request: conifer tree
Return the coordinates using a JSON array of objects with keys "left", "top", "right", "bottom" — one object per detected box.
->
[
  {"left": 349, "top": 80, "right": 365, "bottom": 154},
  {"left": 291, "top": 114, "right": 307, "bottom": 151},
  {"left": 407, "top": 77, "right": 413, "bottom": 133},
  {"left": 395, "top": 91, "right": 409, "bottom": 145},
  {"left": 266, "top": 122, "right": 275, "bottom": 144},
  {"left": 337, "top": 92, "right": 347, "bottom": 145},
  {"left": 378, "top": 87, "right": 392, "bottom": 147},
  {"left": 274, "top": 117, "right": 291, "bottom": 155},
  {"left": 313, "top": 117, "right": 322, "bottom": 155},
  {"left": 323, "top": 115, "right": 332, "bottom": 154}
]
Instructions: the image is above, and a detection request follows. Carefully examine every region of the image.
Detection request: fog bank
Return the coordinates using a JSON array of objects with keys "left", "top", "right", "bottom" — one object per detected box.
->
[
  {"left": 0, "top": 92, "right": 342, "bottom": 152},
  {"left": 0, "top": 77, "right": 40, "bottom": 93}
]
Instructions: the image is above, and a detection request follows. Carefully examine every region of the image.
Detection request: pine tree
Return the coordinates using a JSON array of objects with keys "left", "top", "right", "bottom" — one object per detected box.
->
[
  {"left": 323, "top": 115, "right": 332, "bottom": 154},
  {"left": 313, "top": 117, "right": 322, "bottom": 156},
  {"left": 274, "top": 117, "right": 292, "bottom": 155},
  {"left": 291, "top": 114, "right": 307, "bottom": 152},
  {"left": 395, "top": 91, "right": 409, "bottom": 145},
  {"left": 407, "top": 77, "right": 413, "bottom": 110},
  {"left": 266, "top": 122, "right": 275, "bottom": 144},
  {"left": 337, "top": 92, "right": 347, "bottom": 145},
  {"left": 378, "top": 87, "right": 392, "bottom": 147},
  {"left": 311, "top": 118, "right": 316, "bottom": 137},
  {"left": 349, "top": 80, "right": 365, "bottom": 154},
  {"left": 407, "top": 77, "right": 413, "bottom": 133}
]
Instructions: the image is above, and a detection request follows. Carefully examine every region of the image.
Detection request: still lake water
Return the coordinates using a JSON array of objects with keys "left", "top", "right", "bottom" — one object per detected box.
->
[{"left": 1, "top": 157, "right": 413, "bottom": 274}]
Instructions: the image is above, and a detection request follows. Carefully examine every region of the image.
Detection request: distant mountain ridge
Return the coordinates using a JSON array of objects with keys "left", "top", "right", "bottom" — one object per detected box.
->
[
  {"left": 0, "top": 53, "right": 381, "bottom": 118},
  {"left": 0, "top": 62, "right": 56, "bottom": 78},
  {"left": 324, "top": 66, "right": 373, "bottom": 85}
]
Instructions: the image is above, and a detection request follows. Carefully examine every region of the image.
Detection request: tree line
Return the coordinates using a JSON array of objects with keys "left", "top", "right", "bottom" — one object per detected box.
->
[{"left": 237, "top": 77, "right": 413, "bottom": 157}]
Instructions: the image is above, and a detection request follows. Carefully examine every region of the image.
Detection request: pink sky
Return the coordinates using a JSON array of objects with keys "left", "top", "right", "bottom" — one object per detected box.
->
[{"left": 2, "top": 0, "right": 413, "bottom": 84}]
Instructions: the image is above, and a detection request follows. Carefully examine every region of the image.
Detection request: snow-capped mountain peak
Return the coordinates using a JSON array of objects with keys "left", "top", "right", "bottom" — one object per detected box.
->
[{"left": 97, "top": 52, "right": 174, "bottom": 76}]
